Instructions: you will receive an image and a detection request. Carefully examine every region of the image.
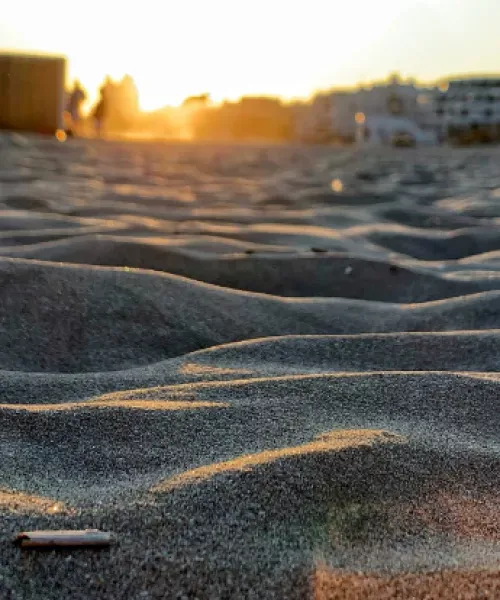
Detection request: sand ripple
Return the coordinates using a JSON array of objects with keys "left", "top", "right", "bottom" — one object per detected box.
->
[{"left": 1, "top": 139, "right": 500, "bottom": 598}]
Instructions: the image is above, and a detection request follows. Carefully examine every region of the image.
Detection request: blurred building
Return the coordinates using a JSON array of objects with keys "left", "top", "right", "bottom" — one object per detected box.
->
[
  {"left": 298, "top": 74, "right": 440, "bottom": 144},
  {"left": 0, "top": 52, "right": 66, "bottom": 135},
  {"left": 294, "top": 95, "right": 333, "bottom": 143},
  {"left": 190, "top": 96, "right": 293, "bottom": 141},
  {"left": 182, "top": 93, "right": 210, "bottom": 107},
  {"left": 435, "top": 76, "right": 500, "bottom": 143}
]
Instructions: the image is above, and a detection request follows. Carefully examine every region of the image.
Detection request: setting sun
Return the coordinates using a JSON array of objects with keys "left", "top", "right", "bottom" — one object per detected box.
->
[
  {"left": 61, "top": 0, "right": 400, "bottom": 110},
  {"left": 1, "top": 0, "right": 497, "bottom": 112},
  {"left": 3, "top": 0, "right": 500, "bottom": 111}
]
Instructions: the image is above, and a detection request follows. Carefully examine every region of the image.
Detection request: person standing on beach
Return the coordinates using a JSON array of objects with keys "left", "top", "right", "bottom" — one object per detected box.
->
[
  {"left": 67, "top": 80, "right": 86, "bottom": 136},
  {"left": 93, "top": 77, "right": 112, "bottom": 138}
]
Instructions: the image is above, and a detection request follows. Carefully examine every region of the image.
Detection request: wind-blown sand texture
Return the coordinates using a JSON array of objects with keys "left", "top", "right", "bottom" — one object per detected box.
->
[{"left": 1, "top": 135, "right": 500, "bottom": 598}]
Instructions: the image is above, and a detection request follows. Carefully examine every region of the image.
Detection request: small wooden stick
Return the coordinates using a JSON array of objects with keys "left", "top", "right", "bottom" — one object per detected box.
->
[{"left": 15, "top": 529, "right": 114, "bottom": 549}]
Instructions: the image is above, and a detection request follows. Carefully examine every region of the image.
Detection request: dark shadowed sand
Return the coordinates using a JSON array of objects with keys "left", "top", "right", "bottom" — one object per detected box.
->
[{"left": 1, "top": 134, "right": 500, "bottom": 598}]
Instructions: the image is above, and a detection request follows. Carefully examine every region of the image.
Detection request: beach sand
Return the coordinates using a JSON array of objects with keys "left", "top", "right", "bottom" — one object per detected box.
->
[{"left": 0, "top": 135, "right": 500, "bottom": 598}]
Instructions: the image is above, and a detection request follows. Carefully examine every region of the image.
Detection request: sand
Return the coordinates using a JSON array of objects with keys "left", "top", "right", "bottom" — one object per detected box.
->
[{"left": 0, "top": 135, "right": 500, "bottom": 598}]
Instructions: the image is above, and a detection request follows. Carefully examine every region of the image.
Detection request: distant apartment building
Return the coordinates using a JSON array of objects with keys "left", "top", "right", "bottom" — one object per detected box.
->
[
  {"left": 294, "top": 95, "right": 333, "bottom": 143},
  {"left": 190, "top": 96, "right": 293, "bottom": 141},
  {"left": 298, "top": 75, "right": 440, "bottom": 144},
  {"left": 435, "top": 77, "right": 500, "bottom": 143}
]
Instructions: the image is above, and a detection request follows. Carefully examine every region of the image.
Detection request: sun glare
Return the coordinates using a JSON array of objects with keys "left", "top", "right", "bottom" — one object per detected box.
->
[
  {"left": 56, "top": 0, "right": 406, "bottom": 112},
  {"left": 9, "top": 0, "right": 496, "bottom": 112}
]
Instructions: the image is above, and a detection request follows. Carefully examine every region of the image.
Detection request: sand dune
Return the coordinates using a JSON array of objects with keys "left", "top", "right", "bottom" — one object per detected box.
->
[{"left": 1, "top": 138, "right": 500, "bottom": 598}]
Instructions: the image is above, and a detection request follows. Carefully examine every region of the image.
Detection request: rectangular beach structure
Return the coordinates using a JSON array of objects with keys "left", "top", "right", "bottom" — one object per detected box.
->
[{"left": 0, "top": 52, "right": 66, "bottom": 135}]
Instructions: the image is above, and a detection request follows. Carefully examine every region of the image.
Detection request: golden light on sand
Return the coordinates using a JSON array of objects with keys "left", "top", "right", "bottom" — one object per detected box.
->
[
  {"left": 0, "top": 399, "right": 228, "bottom": 412},
  {"left": 152, "top": 430, "right": 405, "bottom": 492},
  {"left": 313, "top": 567, "right": 500, "bottom": 599},
  {"left": 179, "top": 363, "right": 253, "bottom": 376},
  {"left": 0, "top": 489, "right": 72, "bottom": 515}
]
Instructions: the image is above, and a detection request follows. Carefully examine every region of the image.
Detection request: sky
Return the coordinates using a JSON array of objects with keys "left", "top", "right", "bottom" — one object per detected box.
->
[{"left": 1, "top": 0, "right": 500, "bottom": 111}]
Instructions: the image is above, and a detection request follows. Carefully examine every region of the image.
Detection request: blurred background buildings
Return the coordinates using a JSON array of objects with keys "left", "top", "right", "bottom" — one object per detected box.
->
[{"left": 1, "top": 52, "right": 500, "bottom": 146}]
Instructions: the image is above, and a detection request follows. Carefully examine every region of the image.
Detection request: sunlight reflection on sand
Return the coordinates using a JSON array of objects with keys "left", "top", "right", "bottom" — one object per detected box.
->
[{"left": 153, "top": 429, "right": 405, "bottom": 492}]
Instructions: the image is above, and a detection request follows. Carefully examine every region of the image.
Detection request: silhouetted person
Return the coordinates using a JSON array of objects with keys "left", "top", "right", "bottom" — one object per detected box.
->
[
  {"left": 93, "top": 78, "right": 112, "bottom": 137},
  {"left": 67, "top": 80, "right": 86, "bottom": 135}
]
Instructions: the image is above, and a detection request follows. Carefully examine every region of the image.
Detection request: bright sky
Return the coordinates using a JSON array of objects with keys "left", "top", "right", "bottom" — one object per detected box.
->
[{"left": 1, "top": 0, "right": 500, "bottom": 111}]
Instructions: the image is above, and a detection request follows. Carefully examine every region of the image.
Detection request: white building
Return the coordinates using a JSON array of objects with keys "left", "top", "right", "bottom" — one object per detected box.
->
[
  {"left": 355, "top": 114, "right": 437, "bottom": 146},
  {"left": 331, "top": 75, "right": 438, "bottom": 143},
  {"left": 298, "top": 75, "right": 440, "bottom": 145},
  {"left": 435, "top": 76, "right": 500, "bottom": 142}
]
